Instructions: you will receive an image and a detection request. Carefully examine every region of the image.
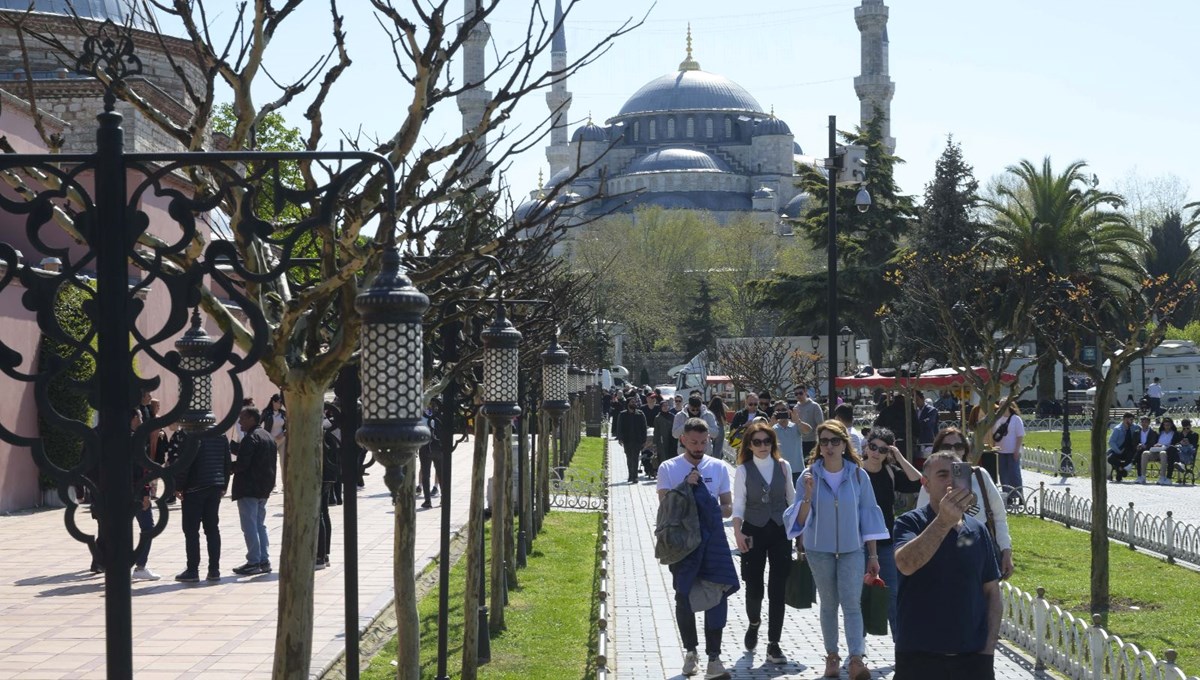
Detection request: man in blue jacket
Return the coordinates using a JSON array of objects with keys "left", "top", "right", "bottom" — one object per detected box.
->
[{"left": 657, "top": 418, "right": 736, "bottom": 680}]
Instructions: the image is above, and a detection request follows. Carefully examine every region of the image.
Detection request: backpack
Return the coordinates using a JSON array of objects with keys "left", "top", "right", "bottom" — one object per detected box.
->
[{"left": 654, "top": 479, "right": 701, "bottom": 565}]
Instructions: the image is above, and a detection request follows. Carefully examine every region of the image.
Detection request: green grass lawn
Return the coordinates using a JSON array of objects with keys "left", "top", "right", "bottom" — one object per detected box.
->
[
  {"left": 1008, "top": 515, "right": 1200, "bottom": 669},
  {"left": 566, "top": 436, "right": 605, "bottom": 474},
  {"left": 1022, "top": 430, "right": 1102, "bottom": 476},
  {"left": 362, "top": 511, "right": 603, "bottom": 680}
]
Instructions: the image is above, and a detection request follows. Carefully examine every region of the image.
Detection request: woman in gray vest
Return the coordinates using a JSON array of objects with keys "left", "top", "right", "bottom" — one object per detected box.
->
[{"left": 731, "top": 420, "right": 796, "bottom": 665}]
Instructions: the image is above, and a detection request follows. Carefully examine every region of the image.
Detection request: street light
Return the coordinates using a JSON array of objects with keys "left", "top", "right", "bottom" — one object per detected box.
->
[
  {"left": 542, "top": 335, "right": 570, "bottom": 416},
  {"left": 355, "top": 245, "right": 432, "bottom": 495},
  {"left": 839, "top": 325, "right": 855, "bottom": 376},
  {"left": 174, "top": 307, "right": 215, "bottom": 432},
  {"left": 823, "top": 114, "right": 870, "bottom": 404},
  {"left": 481, "top": 303, "right": 522, "bottom": 424}
]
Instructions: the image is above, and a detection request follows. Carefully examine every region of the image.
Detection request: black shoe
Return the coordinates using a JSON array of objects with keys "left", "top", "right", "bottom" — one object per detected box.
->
[
  {"left": 206, "top": 570, "right": 220, "bottom": 582},
  {"left": 420, "top": 500, "right": 433, "bottom": 509},
  {"left": 232, "top": 562, "right": 260, "bottom": 576},
  {"left": 483, "top": 509, "right": 492, "bottom": 521},
  {"left": 315, "top": 557, "right": 327, "bottom": 570},
  {"left": 175, "top": 570, "right": 199, "bottom": 583},
  {"left": 431, "top": 486, "right": 439, "bottom": 497},
  {"left": 259, "top": 561, "right": 272, "bottom": 574},
  {"left": 765, "top": 642, "right": 786, "bottom": 664},
  {"left": 744, "top": 621, "right": 760, "bottom": 651}
]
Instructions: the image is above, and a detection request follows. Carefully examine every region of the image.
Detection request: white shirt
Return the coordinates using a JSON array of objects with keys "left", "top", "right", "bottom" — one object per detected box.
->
[
  {"left": 991, "top": 413, "right": 1025, "bottom": 454},
  {"left": 848, "top": 426, "right": 865, "bottom": 455},
  {"left": 732, "top": 456, "right": 796, "bottom": 520},
  {"left": 657, "top": 453, "right": 732, "bottom": 499},
  {"left": 1148, "top": 382, "right": 1164, "bottom": 399}
]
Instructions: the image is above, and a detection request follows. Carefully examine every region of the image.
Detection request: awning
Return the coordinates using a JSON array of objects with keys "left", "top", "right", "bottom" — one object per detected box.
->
[{"left": 836, "top": 366, "right": 1017, "bottom": 390}]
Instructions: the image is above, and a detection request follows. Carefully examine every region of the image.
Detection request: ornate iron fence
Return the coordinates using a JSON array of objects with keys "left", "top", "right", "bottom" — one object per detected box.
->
[
  {"left": 1001, "top": 582, "right": 1199, "bottom": 680},
  {"left": 548, "top": 465, "right": 607, "bottom": 510}
]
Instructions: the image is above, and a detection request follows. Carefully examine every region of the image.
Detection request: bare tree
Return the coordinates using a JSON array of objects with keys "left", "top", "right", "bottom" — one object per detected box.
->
[
  {"left": 3, "top": 1, "right": 637, "bottom": 678},
  {"left": 712, "top": 337, "right": 797, "bottom": 397}
]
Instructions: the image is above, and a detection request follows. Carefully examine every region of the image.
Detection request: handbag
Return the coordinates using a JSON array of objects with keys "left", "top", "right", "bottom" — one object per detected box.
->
[
  {"left": 860, "top": 576, "right": 889, "bottom": 636},
  {"left": 784, "top": 555, "right": 815, "bottom": 609},
  {"left": 992, "top": 413, "right": 1014, "bottom": 442}
]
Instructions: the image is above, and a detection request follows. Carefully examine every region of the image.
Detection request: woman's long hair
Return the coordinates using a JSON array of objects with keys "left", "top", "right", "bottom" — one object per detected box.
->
[
  {"left": 807, "top": 419, "right": 864, "bottom": 467},
  {"left": 932, "top": 426, "right": 972, "bottom": 456},
  {"left": 736, "top": 420, "right": 780, "bottom": 465},
  {"left": 708, "top": 395, "right": 727, "bottom": 423}
]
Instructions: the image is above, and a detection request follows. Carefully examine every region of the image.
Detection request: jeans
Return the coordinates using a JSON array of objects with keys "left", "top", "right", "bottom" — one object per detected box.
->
[
  {"left": 894, "top": 651, "right": 994, "bottom": 680},
  {"left": 182, "top": 486, "right": 222, "bottom": 572},
  {"left": 132, "top": 504, "right": 154, "bottom": 569},
  {"left": 237, "top": 496, "right": 269, "bottom": 564},
  {"left": 622, "top": 443, "right": 640, "bottom": 482},
  {"left": 418, "top": 445, "right": 442, "bottom": 504},
  {"left": 739, "top": 520, "right": 791, "bottom": 644},
  {"left": 317, "top": 482, "right": 334, "bottom": 560},
  {"left": 875, "top": 541, "right": 898, "bottom": 638},
  {"left": 806, "top": 548, "right": 866, "bottom": 657},
  {"left": 998, "top": 453, "right": 1023, "bottom": 492},
  {"left": 674, "top": 589, "right": 727, "bottom": 660}
]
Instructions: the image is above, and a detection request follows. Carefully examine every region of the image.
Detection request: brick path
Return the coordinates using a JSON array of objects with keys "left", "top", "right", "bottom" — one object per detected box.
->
[
  {"left": 0, "top": 436, "right": 487, "bottom": 680},
  {"left": 609, "top": 437, "right": 1055, "bottom": 679}
]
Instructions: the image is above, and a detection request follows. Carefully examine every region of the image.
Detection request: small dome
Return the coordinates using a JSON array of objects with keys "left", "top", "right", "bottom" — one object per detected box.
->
[
  {"left": 514, "top": 196, "right": 554, "bottom": 223},
  {"left": 615, "top": 69, "right": 763, "bottom": 118},
  {"left": 571, "top": 122, "right": 608, "bottom": 143},
  {"left": 0, "top": 0, "right": 134, "bottom": 20},
  {"left": 545, "top": 167, "right": 572, "bottom": 189},
  {"left": 793, "top": 141, "right": 804, "bottom": 155},
  {"left": 754, "top": 117, "right": 791, "bottom": 136},
  {"left": 624, "top": 147, "right": 732, "bottom": 174},
  {"left": 753, "top": 186, "right": 776, "bottom": 200},
  {"left": 780, "top": 192, "right": 810, "bottom": 217}
]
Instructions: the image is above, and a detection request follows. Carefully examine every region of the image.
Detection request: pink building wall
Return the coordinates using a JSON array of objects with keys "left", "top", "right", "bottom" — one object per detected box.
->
[{"left": 0, "top": 101, "right": 278, "bottom": 513}]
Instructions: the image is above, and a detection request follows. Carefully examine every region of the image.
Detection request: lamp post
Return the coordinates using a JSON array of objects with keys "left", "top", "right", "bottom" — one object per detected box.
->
[
  {"left": 1059, "top": 356, "right": 1074, "bottom": 480},
  {"left": 840, "top": 326, "right": 855, "bottom": 377},
  {"left": 823, "top": 114, "right": 870, "bottom": 404},
  {"left": 174, "top": 308, "right": 215, "bottom": 432}
]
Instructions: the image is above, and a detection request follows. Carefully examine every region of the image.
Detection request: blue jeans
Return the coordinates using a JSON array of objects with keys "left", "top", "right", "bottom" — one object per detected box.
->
[
  {"left": 806, "top": 548, "right": 866, "bottom": 657},
  {"left": 237, "top": 497, "right": 269, "bottom": 564},
  {"left": 998, "top": 453, "right": 1023, "bottom": 492},
  {"left": 875, "top": 542, "right": 898, "bottom": 639}
]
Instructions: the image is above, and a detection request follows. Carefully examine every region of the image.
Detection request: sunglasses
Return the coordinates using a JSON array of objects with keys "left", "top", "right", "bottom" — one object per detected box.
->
[
  {"left": 818, "top": 437, "right": 845, "bottom": 446},
  {"left": 866, "top": 442, "right": 888, "bottom": 452},
  {"left": 942, "top": 441, "right": 967, "bottom": 451},
  {"left": 749, "top": 437, "right": 773, "bottom": 446}
]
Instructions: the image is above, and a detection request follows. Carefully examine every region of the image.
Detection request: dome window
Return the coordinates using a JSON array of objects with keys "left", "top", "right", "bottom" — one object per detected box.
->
[
  {"left": 649, "top": 119, "right": 657, "bottom": 140},
  {"left": 686, "top": 117, "right": 695, "bottom": 138},
  {"left": 705, "top": 118, "right": 714, "bottom": 138},
  {"left": 724, "top": 117, "right": 732, "bottom": 139},
  {"left": 633, "top": 121, "right": 640, "bottom": 142},
  {"left": 666, "top": 118, "right": 675, "bottom": 138}
]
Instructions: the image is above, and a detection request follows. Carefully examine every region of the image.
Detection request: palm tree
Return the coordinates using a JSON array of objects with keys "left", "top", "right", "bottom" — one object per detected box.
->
[{"left": 982, "top": 157, "right": 1145, "bottom": 400}]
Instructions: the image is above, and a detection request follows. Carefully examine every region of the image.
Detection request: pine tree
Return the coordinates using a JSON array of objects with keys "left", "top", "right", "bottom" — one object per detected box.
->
[
  {"left": 911, "top": 136, "right": 980, "bottom": 257},
  {"left": 1145, "top": 210, "right": 1198, "bottom": 326},
  {"left": 681, "top": 278, "right": 726, "bottom": 356}
]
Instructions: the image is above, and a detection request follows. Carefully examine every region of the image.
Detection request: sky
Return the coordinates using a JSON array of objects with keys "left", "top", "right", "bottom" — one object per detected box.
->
[{"left": 244, "top": 0, "right": 1200, "bottom": 211}]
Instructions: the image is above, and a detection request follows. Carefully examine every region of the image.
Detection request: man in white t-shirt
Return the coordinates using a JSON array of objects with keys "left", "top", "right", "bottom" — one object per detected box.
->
[
  {"left": 1147, "top": 377, "right": 1164, "bottom": 417},
  {"left": 657, "top": 418, "right": 734, "bottom": 680}
]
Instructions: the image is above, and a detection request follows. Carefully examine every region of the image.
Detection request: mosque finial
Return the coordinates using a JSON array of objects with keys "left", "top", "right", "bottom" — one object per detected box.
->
[
  {"left": 679, "top": 23, "right": 700, "bottom": 71},
  {"left": 537, "top": 168, "right": 544, "bottom": 196},
  {"left": 770, "top": 105, "right": 776, "bottom": 119}
]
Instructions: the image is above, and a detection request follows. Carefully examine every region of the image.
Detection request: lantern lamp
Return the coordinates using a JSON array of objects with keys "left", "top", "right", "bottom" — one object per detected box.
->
[
  {"left": 175, "top": 307, "right": 215, "bottom": 431},
  {"left": 541, "top": 333, "right": 570, "bottom": 415},
  {"left": 481, "top": 303, "right": 522, "bottom": 424},
  {"left": 354, "top": 246, "right": 430, "bottom": 479}
]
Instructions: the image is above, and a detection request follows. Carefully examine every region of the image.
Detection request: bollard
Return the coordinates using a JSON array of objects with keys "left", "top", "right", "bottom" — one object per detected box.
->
[
  {"left": 1038, "top": 482, "right": 1045, "bottom": 520},
  {"left": 1165, "top": 511, "right": 1175, "bottom": 564},
  {"left": 1128, "top": 502, "right": 1136, "bottom": 550},
  {"left": 1033, "top": 587, "right": 1047, "bottom": 671}
]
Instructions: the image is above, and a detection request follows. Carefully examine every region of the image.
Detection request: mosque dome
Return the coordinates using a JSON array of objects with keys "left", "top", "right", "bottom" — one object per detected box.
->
[
  {"left": 615, "top": 69, "right": 763, "bottom": 118},
  {"left": 753, "top": 186, "right": 776, "bottom": 200},
  {"left": 624, "top": 147, "right": 732, "bottom": 174},
  {"left": 0, "top": 0, "right": 134, "bottom": 20},
  {"left": 780, "top": 192, "right": 810, "bottom": 217},
  {"left": 571, "top": 121, "right": 608, "bottom": 143},
  {"left": 754, "top": 116, "right": 791, "bottom": 136}
]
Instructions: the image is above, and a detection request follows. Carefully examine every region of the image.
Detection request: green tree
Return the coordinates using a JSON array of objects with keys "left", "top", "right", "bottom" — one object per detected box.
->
[
  {"left": 982, "top": 158, "right": 1144, "bottom": 401},
  {"left": 1144, "top": 210, "right": 1198, "bottom": 326},
  {"left": 752, "top": 114, "right": 916, "bottom": 367},
  {"left": 680, "top": 278, "right": 725, "bottom": 356},
  {"left": 36, "top": 280, "right": 96, "bottom": 490}
]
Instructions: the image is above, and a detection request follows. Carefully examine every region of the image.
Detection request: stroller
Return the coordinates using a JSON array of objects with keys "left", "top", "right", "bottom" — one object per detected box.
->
[{"left": 640, "top": 444, "right": 658, "bottom": 479}]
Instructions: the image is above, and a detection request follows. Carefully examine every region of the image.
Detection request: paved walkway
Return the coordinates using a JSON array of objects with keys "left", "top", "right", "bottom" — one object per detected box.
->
[
  {"left": 609, "top": 437, "right": 1054, "bottom": 679},
  {"left": 0, "top": 436, "right": 487, "bottom": 679},
  {"left": 1022, "top": 467, "right": 1200, "bottom": 526}
]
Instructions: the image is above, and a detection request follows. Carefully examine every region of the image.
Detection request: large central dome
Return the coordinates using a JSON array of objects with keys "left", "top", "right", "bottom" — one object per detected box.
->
[{"left": 615, "top": 69, "right": 764, "bottom": 118}]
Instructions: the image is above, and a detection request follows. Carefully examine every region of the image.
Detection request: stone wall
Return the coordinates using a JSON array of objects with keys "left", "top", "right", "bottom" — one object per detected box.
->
[{"left": 623, "top": 350, "right": 689, "bottom": 387}]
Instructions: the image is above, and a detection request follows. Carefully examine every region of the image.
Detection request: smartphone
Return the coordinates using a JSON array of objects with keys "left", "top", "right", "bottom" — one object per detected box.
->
[{"left": 950, "top": 461, "right": 973, "bottom": 495}]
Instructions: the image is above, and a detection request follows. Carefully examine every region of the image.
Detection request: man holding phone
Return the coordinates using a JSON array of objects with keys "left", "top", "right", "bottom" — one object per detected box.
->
[
  {"left": 893, "top": 451, "right": 1001, "bottom": 679},
  {"left": 770, "top": 401, "right": 804, "bottom": 485}
]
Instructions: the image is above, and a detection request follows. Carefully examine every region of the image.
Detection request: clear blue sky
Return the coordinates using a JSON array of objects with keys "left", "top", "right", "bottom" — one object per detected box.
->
[{"left": 256, "top": 0, "right": 1200, "bottom": 209}]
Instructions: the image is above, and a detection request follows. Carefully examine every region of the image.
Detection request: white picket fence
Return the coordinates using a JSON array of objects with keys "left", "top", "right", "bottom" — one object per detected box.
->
[
  {"left": 1001, "top": 582, "right": 1199, "bottom": 680},
  {"left": 1016, "top": 483, "right": 1200, "bottom": 569},
  {"left": 1021, "top": 445, "right": 1095, "bottom": 477}
]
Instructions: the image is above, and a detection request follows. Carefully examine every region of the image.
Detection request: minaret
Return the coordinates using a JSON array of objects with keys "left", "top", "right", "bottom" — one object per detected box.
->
[
  {"left": 457, "top": 0, "right": 493, "bottom": 191},
  {"left": 854, "top": 0, "right": 895, "bottom": 153},
  {"left": 545, "top": 0, "right": 572, "bottom": 176}
]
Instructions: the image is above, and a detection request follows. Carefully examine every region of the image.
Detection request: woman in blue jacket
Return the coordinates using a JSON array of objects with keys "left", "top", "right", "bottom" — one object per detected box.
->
[{"left": 784, "top": 419, "right": 888, "bottom": 680}]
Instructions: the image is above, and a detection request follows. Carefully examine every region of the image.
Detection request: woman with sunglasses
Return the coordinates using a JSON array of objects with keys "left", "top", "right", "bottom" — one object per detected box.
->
[
  {"left": 731, "top": 420, "right": 796, "bottom": 665},
  {"left": 784, "top": 420, "right": 888, "bottom": 680},
  {"left": 860, "top": 426, "right": 922, "bottom": 638},
  {"left": 917, "top": 427, "right": 1014, "bottom": 579}
]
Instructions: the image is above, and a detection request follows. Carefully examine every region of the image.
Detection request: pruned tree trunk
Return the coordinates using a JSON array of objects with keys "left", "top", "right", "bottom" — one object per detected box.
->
[
  {"left": 272, "top": 379, "right": 324, "bottom": 680},
  {"left": 461, "top": 417, "right": 489, "bottom": 680},
  {"left": 1090, "top": 377, "right": 1116, "bottom": 626},
  {"left": 393, "top": 459, "right": 419, "bottom": 679},
  {"left": 489, "top": 426, "right": 508, "bottom": 633},
  {"left": 503, "top": 429, "right": 517, "bottom": 588}
]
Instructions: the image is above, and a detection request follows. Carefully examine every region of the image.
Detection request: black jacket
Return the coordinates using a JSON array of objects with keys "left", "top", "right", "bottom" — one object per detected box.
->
[
  {"left": 175, "top": 434, "right": 231, "bottom": 494},
  {"left": 730, "top": 408, "right": 769, "bottom": 432},
  {"left": 615, "top": 409, "right": 648, "bottom": 448},
  {"left": 231, "top": 427, "right": 278, "bottom": 500}
]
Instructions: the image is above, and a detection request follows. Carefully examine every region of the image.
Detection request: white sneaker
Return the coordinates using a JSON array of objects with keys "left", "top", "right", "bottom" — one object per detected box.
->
[
  {"left": 1124, "top": 463, "right": 1134, "bottom": 472},
  {"left": 704, "top": 658, "right": 731, "bottom": 680},
  {"left": 682, "top": 650, "right": 699, "bottom": 676},
  {"left": 1136, "top": 476, "right": 1147, "bottom": 484},
  {"left": 132, "top": 567, "right": 161, "bottom": 581},
  {"left": 1158, "top": 478, "right": 1173, "bottom": 486}
]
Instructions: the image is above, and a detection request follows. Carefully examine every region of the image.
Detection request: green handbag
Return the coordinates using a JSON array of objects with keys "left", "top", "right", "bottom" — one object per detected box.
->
[
  {"left": 861, "top": 578, "right": 889, "bottom": 636},
  {"left": 784, "top": 556, "right": 815, "bottom": 609}
]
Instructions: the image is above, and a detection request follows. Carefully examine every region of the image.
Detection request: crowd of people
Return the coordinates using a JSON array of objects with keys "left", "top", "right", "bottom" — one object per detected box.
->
[
  {"left": 613, "top": 383, "right": 1011, "bottom": 680},
  {"left": 1105, "top": 411, "right": 1198, "bottom": 484}
]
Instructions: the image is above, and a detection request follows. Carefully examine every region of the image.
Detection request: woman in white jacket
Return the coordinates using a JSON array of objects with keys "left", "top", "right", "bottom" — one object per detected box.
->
[{"left": 916, "top": 427, "right": 1014, "bottom": 579}]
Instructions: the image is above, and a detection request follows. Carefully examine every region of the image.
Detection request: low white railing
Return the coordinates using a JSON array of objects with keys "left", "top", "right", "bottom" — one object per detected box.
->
[
  {"left": 1013, "top": 483, "right": 1200, "bottom": 570},
  {"left": 1001, "top": 582, "right": 1198, "bottom": 680},
  {"left": 1021, "top": 445, "right": 1094, "bottom": 477}
]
